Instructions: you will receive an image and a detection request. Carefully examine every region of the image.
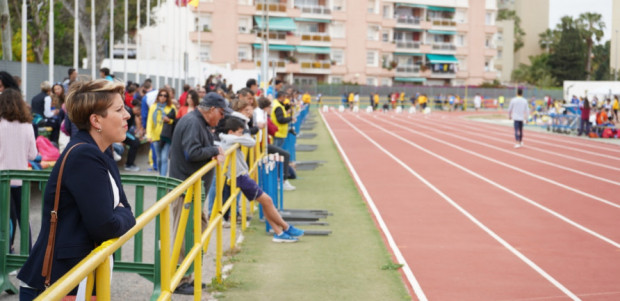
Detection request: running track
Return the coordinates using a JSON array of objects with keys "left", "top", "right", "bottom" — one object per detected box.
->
[{"left": 321, "top": 109, "right": 620, "bottom": 301}]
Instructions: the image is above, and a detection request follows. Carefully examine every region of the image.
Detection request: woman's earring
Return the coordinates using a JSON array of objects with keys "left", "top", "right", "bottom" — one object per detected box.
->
[{"left": 97, "top": 128, "right": 102, "bottom": 133}]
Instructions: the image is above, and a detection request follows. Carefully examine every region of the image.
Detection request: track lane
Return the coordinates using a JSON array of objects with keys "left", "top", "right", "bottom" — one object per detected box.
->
[
  {"left": 452, "top": 115, "right": 620, "bottom": 160},
  {"left": 364, "top": 114, "right": 620, "bottom": 244},
  {"left": 322, "top": 111, "right": 580, "bottom": 300},
  {"left": 409, "top": 116, "right": 620, "bottom": 174},
  {"left": 323, "top": 110, "right": 620, "bottom": 300},
  {"left": 389, "top": 115, "right": 620, "bottom": 204},
  {"left": 344, "top": 112, "right": 620, "bottom": 298}
]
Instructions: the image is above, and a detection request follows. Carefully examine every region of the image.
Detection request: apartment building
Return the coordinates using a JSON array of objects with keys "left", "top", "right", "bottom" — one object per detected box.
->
[
  {"left": 182, "top": 0, "right": 500, "bottom": 86},
  {"left": 612, "top": 0, "right": 619, "bottom": 78},
  {"left": 495, "top": 0, "right": 549, "bottom": 83}
]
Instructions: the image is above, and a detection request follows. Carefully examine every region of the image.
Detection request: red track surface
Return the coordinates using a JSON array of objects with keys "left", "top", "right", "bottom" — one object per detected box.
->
[{"left": 321, "top": 109, "right": 620, "bottom": 301}]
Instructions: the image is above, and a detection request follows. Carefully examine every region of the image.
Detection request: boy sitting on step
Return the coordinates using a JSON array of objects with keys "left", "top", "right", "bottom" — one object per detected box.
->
[{"left": 219, "top": 117, "right": 304, "bottom": 242}]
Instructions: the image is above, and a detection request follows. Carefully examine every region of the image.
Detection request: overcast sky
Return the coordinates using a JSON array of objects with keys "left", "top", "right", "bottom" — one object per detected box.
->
[{"left": 548, "top": 0, "right": 613, "bottom": 42}]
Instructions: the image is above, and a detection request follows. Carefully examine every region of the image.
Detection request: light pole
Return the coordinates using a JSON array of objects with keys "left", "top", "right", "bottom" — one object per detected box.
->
[{"left": 615, "top": 29, "right": 618, "bottom": 81}]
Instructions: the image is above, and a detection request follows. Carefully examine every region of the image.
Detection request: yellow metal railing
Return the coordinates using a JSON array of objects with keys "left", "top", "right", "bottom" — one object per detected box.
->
[{"left": 36, "top": 130, "right": 267, "bottom": 300}]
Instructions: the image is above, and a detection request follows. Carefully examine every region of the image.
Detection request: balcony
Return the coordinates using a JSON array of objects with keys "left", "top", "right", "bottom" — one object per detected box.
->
[
  {"left": 295, "top": 5, "right": 331, "bottom": 15},
  {"left": 395, "top": 15, "right": 421, "bottom": 26},
  {"left": 395, "top": 65, "right": 421, "bottom": 76},
  {"left": 430, "top": 67, "right": 456, "bottom": 78},
  {"left": 256, "top": 31, "right": 287, "bottom": 41},
  {"left": 297, "top": 32, "right": 331, "bottom": 43},
  {"left": 429, "top": 17, "right": 456, "bottom": 27},
  {"left": 431, "top": 42, "right": 456, "bottom": 51},
  {"left": 255, "top": 60, "right": 287, "bottom": 69},
  {"left": 256, "top": 2, "right": 287, "bottom": 13},
  {"left": 395, "top": 40, "right": 421, "bottom": 50},
  {"left": 299, "top": 60, "right": 332, "bottom": 73}
]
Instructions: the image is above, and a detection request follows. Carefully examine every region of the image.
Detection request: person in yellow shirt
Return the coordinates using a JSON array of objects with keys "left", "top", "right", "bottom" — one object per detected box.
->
[
  {"left": 348, "top": 92, "right": 354, "bottom": 109},
  {"left": 418, "top": 94, "right": 428, "bottom": 109},
  {"left": 373, "top": 93, "right": 380, "bottom": 110},
  {"left": 399, "top": 91, "right": 405, "bottom": 106},
  {"left": 612, "top": 96, "right": 619, "bottom": 122},
  {"left": 146, "top": 88, "right": 177, "bottom": 176},
  {"left": 302, "top": 91, "right": 312, "bottom": 105}
]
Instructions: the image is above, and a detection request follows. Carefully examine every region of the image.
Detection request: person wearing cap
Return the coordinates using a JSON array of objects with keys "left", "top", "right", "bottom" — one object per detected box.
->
[
  {"left": 270, "top": 91, "right": 295, "bottom": 147},
  {"left": 167, "top": 91, "right": 229, "bottom": 295}
]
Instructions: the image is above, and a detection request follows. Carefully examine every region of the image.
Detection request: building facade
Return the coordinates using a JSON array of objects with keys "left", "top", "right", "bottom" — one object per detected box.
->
[
  {"left": 495, "top": 0, "right": 549, "bottom": 83},
  {"left": 612, "top": 0, "right": 619, "bottom": 79},
  {"left": 137, "top": 0, "right": 500, "bottom": 86}
]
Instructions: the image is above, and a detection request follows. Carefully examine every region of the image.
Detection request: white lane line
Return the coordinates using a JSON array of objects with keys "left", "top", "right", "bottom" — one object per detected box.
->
[
  {"left": 355, "top": 114, "right": 620, "bottom": 249},
  {"left": 334, "top": 113, "right": 581, "bottom": 300},
  {"left": 453, "top": 116, "right": 620, "bottom": 159},
  {"left": 400, "top": 117, "right": 620, "bottom": 186},
  {"left": 320, "top": 111, "right": 428, "bottom": 301},
  {"left": 408, "top": 116, "right": 620, "bottom": 173},
  {"left": 447, "top": 117, "right": 620, "bottom": 164},
  {"left": 459, "top": 116, "right": 620, "bottom": 154},
  {"left": 378, "top": 116, "right": 620, "bottom": 209},
  {"left": 400, "top": 116, "right": 620, "bottom": 187}
]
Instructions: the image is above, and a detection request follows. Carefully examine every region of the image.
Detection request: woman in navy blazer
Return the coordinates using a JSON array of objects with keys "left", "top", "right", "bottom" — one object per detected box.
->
[{"left": 18, "top": 80, "right": 136, "bottom": 299}]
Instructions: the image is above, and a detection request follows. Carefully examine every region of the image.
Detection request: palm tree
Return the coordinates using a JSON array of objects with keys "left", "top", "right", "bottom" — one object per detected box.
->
[
  {"left": 538, "top": 28, "right": 558, "bottom": 53},
  {"left": 578, "top": 12, "right": 605, "bottom": 80}
]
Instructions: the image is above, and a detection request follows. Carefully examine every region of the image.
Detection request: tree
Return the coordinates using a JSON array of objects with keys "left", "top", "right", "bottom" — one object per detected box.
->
[
  {"left": 591, "top": 41, "right": 611, "bottom": 80},
  {"left": 538, "top": 28, "right": 559, "bottom": 53},
  {"left": 9, "top": 0, "right": 51, "bottom": 64},
  {"left": 7, "top": 0, "right": 157, "bottom": 71},
  {"left": 511, "top": 53, "right": 557, "bottom": 87},
  {"left": 0, "top": 0, "right": 12, "bottom": 60},
  {"left": 497, "top": 9, "right": 526, "bottom": 52},
  {"left": 577, "top": 12, "right": 605, "bottom": 80},
  {"left": 548, "top": 16, "right": 587, "bottom": 83}
]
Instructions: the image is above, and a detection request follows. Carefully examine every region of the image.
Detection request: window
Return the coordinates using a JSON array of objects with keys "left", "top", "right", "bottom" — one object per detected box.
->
[
  {"left": 366, "top": 77, "right": 376, "bottom": 86},
  {"left": 333, "top": 0, "right": 345, "bottom": 11},
  {"left": 238, "top": 45, "right": 251, "bottom": 62},
  {"left": 331, "top": 22, "right": 345, "bottom": 38},
  {"left": 298, "top": 22, "right": 319, "bottom": 33},
  {"left": 485, "top": 12, "right": 494, "bottom": 25},
  {"left": 331, "top": 76, "right": 343, "bottom": 84},
  {"left": 457, "top": 56, "right": 466, "bottom": 71},
  {"left": 381, "top": 78, "right": 391, "bottom": 86},
  {"left": 295, "top": 0, "right": 319, "bottom": 6},
  {"left": 382, "top": 5, "right": 391, "bottom": 18},
  {"left": 394, "top": 31, "right": 403, "bottom": 41},
  {"left": 367, "top": 25, "right": 380, "bottom": 41},
  {"left": 382, "top": 30, "right": 390, "bottom": 42},
  {"left": 367, "top": 0, "right": 376, "bottom": 13},
  {"left": 238, "top": 0, "right": 252, "bottom": 4},
  {"left": 497, "top": 50, "right": 502, "bottom": 59},
  {"left": 484, "top": 58, "right": 492, "bottom": 72},
  {"left": 456, "top": 34, "right": 465, "bottom": 47},
  {"left": 455, "top": 9, "right": 467, "bottom": 23},
  {"left": 366, "top": 51, "right": 377, "bottom": 66},
  {"left": 200, "top": 44, "right": 211, "bottom": 61},
  {"left": 197, "top": 14, "right": 212, "bottom": 32},
  {"left": 485, "top": 35, "right": 494, "bottom": 48},
  {"left": 238, "top": 16, "right": 251, "bottom": 33},
  {"left": 331, "top": 49, "right": 344, "bottom": 65}
]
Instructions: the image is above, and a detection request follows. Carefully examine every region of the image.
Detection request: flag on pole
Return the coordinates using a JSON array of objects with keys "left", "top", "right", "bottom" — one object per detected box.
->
[{"left": 188, "top": 0, "right": 199, "bottom": 7}]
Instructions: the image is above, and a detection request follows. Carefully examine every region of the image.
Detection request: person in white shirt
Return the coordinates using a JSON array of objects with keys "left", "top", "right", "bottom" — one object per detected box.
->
[
  {"left": 473, "top": 93, "right": 482, "bottom": 111},
  {"left": 508, "top": 88, "right": 530, "bottom": 148}
]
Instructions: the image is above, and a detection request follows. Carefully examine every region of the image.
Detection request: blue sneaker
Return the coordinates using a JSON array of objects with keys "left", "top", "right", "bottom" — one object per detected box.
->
[
  {"left": 285, "top": 225, "right": 304, "bottom": 237},
  {"left": 272, "top": 232, "right": 298, "bottom": 243}
]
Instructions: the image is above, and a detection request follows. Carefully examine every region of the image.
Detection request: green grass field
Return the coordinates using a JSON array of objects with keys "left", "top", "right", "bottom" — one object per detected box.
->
[{"left": 217, "top": 108, "right": 411, "bottom": 300}]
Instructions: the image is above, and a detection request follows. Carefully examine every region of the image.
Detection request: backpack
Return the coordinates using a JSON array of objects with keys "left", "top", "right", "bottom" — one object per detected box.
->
[
  {"left": 602, "top": 128, "right": 614, "bottom": 138},
  {"left": 36, "top": 135, "right": 60, "bottom": 161}
]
